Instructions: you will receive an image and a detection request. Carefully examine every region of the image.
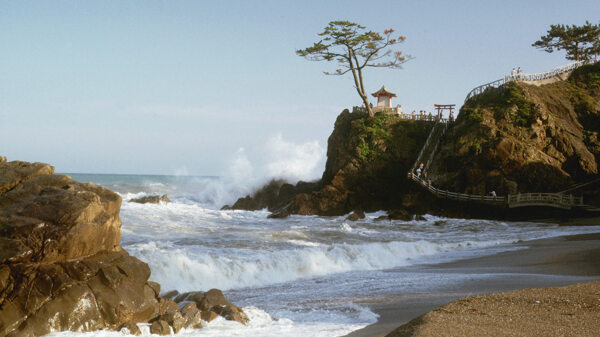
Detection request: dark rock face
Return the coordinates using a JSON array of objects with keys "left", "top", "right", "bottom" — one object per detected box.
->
[
  {"left": 0, "top": 158, "right": 247, "bottom": 336},
  {"left": 130, "top": 194, "right": 171, "bottom": 204},
  {"left": 227, "top": 179, "right": 320, "bottom": 214}
]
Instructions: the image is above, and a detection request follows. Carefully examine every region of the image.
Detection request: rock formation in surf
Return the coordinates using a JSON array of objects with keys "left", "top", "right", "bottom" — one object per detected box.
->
[
  {"left": 0, "top": 157, "right": 247, "bottom": 336},
  {"left": 229, "top": 63, "right": 600, "bottom": 217},
  {"left": 130, "top": 194, "right": 171, "bottom": 204}
]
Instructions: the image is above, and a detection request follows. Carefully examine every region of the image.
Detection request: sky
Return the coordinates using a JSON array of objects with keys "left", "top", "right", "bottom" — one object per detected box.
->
[{"left": 1, "top": 0, "right": 599, "bottom": 177}]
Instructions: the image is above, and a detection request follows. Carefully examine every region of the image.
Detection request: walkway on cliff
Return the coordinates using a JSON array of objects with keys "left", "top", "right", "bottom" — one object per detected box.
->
[
  {"left": 464, "top": 59, "right": 597, "bottom": 103},
  {"left": 405, "top": 59, "right": 600, "bottom": 210}
]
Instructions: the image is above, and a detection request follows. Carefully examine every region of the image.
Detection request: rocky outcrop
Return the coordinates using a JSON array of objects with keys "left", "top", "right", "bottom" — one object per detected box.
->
[
  {"left": 225, "top": 179, "right": 320, "bottom": 213},
  {"left": 229, "top": 110, "right": 435, "bottom": 216},
  {"left": 432, "top": 63, "right": 600, "bottom": 198},
  {"left": 174, "top": 289, "right": 249, "bottom": 325},
  {"left": 0, "top": 158, "right": 247, "bottom": 336},
  {"left": 229, "top": 63, "right": 600, "bottom": 217},
  {"left": 130, "top": 194, "right": 171, "bottom": 204}
]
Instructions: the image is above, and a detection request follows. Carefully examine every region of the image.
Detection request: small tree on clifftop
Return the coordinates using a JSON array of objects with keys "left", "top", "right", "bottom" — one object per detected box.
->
[
  {"left": 297, "top": 21, "right": 411, "bottom": 117},
  {"left": 532, "top": 21, "right": 600, "bottom": 61}
]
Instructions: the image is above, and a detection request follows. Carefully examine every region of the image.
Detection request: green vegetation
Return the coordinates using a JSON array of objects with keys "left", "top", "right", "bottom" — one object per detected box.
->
[
  {"left": 463, "top": 82, "right": 539, "bottom": 127},
  {"left": 571, "top": 89, "right": 596, "bottom": 115},
  {"left": 503, "top": 82, "right": 539, "bottom": 127},
  {"left": 459, "top": 106, "right": 484, "bottom": 124},
  {"left": 569, "top": 62, "right": 600, "bottom": 89},
  {"left": 532, "top": 21, "right": 600, "bottom": 61},
  {"left": 351, "top": 113, "right": 393, "bottom": 162},
  {"left": 456, "top": 130, "right": 499, "bottom": 156},
  {"left": 297, "top": 21, "right": 410, "bottom": 117},
  {"left": 569, "top": 63, "right": 600, "bottom": 131}
]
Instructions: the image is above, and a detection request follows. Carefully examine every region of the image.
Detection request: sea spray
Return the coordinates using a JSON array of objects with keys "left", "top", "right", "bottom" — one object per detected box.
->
[{"left": 153, "top": 135, "right": 326, "bottom": 208}]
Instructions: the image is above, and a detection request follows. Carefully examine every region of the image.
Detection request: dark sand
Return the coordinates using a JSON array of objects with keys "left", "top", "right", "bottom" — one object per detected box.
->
[{"left": 345, "top": 232, "right": 600, "bottom": 337}]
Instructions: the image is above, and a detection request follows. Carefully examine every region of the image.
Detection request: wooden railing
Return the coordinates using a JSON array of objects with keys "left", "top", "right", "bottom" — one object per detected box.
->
[
  {"left": 464, "top": 59, "right": 596, "bottom": 103},
  {"left": 411, "top": 121, "right": 445, "bottom": 173},
  {"left": 352, "top": 106, "right": 449, "bottom": 123},
  {"left": 422, "top": 123, "right": 447, "bottom": 174},
  {"left": 409, "top": 172, "right": 585, "bottom": 209},
  {"left": 507, "top": 193, "right": 584, "bottom": 209},
  {"left": 406, "top": 120, "right": 585, "bottom": 210},
  {"left": 408, "top": 172, "right": 506, "bottom": 204}
]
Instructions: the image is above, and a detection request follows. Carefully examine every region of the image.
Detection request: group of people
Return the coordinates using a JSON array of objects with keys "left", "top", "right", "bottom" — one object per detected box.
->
[
  {"left": 408, "top": 110, "right": 452, "bottom": 122},
  {"left": 415, "top": 162, "right": 433, "bottom": 186},
  {"left": 410, "top": 110, "right": 435, "bottom": 121},
  {"left": 510, "top": 67, "right": 523, "bottom": 79}
]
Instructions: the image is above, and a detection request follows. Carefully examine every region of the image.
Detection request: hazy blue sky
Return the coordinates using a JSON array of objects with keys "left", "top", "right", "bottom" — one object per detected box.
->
[{"left": 1, "top": 1, "right": 598, "bottom": 177}]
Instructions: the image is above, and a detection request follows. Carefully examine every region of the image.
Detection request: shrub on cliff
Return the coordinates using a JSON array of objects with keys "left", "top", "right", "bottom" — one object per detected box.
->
[
  {"left": 463, "top": 82, "right": 539, "bottom": 127},
  {"left": 351, "top": 112, "right": 393, "bottom": 162}
]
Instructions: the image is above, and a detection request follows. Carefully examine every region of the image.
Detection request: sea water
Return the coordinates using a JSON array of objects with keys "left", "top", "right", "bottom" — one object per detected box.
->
[{"left": 48, "top": 173, "right": 600, "bottom": 337}]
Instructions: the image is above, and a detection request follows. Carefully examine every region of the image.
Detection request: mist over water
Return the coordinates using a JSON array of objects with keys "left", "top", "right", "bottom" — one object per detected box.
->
[{"left": 64, "top": 167, "right": 600, "bottom": 337}]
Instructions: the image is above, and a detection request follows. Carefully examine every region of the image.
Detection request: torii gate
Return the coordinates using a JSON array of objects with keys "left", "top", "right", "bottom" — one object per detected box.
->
[{"left": 434, "top": 104, "right": 455, "bottom": 121}]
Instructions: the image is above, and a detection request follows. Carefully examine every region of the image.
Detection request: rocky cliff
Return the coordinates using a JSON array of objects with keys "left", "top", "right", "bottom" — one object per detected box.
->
[
  {"left": 431, "top": 63, "right": 600, "bottom": 201},
  {"left": 228, "top": 110, "right": 435, "bottom": 217},
  {"left": 0, "top": 157, "right": 247, "bottom": 336},
  {"left": 230, "top": 63, "right": 600, "bottom": 217}
]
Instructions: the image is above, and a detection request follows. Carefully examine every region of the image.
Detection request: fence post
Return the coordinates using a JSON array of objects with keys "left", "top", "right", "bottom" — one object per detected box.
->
[{"left": 570, "top": 194, "right": 573, "bottom": 205}]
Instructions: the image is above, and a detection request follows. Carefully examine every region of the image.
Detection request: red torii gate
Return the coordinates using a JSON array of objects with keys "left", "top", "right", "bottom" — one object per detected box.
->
[{"left": 434, "top": 104, "right": 455, "bottom": 121}]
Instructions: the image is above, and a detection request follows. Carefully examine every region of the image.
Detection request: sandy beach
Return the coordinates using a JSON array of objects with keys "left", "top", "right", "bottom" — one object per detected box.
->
[{"left": 346, "top": 232, "right": 600, "bottom": 337}]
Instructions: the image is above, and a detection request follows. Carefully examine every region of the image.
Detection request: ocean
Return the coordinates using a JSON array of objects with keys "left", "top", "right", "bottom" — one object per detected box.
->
[{"left": 50, "top": 173, "right": 600, "bottom": 337}]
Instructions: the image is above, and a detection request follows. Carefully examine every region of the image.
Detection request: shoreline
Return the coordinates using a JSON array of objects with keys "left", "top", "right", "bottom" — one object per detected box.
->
[{"left": 345, "top": 232, "right": 600, "bottom": 337}]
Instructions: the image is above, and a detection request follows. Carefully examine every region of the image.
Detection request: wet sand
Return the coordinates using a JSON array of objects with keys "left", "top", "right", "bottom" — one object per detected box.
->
[{"left": 345, "top": 232, "right": 600, "bottom": 337}]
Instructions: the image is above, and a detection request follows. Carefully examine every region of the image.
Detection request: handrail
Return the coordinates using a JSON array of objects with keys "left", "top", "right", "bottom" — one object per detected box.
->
[
  {"left": 411, "top": 120, "right": 442, "bottom": 172},
  {"left": 423, "top": 123, "right": 447, "bottom": 174},
  {"left": 352, "top": 106, "right": 448, "bottom": 123},
  {"left": 464, "top": 59, "right": 596, "bottom": 103},
  {"left": 407, "top": 172, "right": 506, "bottom": 204},
  {"left": 408, "top": 172, "right": 584, "bottom": 209},
  {"left": 400, "top": 62, "right": 591, "bottom": 209}
]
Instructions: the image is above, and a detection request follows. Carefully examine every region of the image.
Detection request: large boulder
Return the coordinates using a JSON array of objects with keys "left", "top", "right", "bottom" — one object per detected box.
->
[
  {"left": 0, "top": 158, "right": 161, "bottom": 336},
  {"left": 174, "top": 289, "right": 250, "bottom": 325},
  {"left": 0, "top": 158, "right": 246, "bottom": 336}
]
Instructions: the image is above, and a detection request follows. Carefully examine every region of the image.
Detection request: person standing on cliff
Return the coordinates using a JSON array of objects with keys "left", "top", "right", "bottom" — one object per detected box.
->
[{"left": 517, "top": 67, "right": 522, "bottom": 79}]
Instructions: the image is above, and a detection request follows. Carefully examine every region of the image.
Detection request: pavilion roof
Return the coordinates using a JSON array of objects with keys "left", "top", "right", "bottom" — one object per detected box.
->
[{"left": 371, "top": 85, "right": 397, "bottom": 97}]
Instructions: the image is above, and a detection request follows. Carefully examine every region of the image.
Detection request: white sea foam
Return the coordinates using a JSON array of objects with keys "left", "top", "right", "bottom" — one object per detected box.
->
[
  {"left": 126, "top": 238, "right": 517, "bottom": 292},
  {"left": 286, "top": 239, "right": 324, "bottom": 247},
  {"left": 44, "top": 305, "right": 371, "bottom": 337}
]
